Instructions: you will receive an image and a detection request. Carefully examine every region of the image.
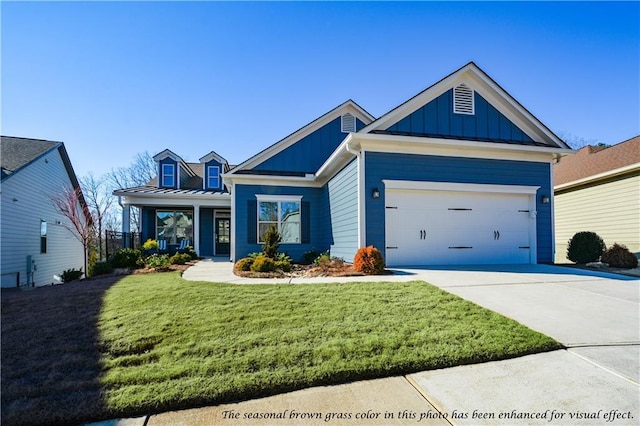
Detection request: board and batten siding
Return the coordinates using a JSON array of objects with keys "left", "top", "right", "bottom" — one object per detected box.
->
[
  {"left": 554, "top": 174, "right": 640, "bottom": 262},
  {"left": 233, "top": 184, "right": 328, "bottom": 262},
  {"left": 251, "top": 117, "right": 367, "bottom": 174},
  {"left": 364, "top": 152, "right": 553, "bottom": 263},
  {"left": 386, "top": 90, "right": 535, "bottom": 144},
  {"left": 326, "top": 159, "right": 359, "bottom": 261},
  {"left": 1, "top": 148, "right": 84, "bottom": 287}
]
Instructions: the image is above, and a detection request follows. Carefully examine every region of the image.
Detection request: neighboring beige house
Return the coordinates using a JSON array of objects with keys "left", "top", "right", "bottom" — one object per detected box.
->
[{"left": 554, "top": 136, "right": 640, "bottom": 263}]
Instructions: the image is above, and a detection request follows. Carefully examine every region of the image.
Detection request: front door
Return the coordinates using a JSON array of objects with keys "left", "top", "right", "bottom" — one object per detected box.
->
[{"left": 215, "top": 218, "right": 230, "bottom": 256}]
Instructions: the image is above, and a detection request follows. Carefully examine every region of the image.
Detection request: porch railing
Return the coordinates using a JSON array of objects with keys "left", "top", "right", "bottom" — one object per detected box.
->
[{"left": 105, "top": 231, "right": 142, "bottom": 259}]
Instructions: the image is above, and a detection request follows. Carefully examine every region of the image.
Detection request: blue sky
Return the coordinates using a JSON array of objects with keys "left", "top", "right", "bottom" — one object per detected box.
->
[{"left": 2, "top": 1, "right": 638, "bottom": 180}]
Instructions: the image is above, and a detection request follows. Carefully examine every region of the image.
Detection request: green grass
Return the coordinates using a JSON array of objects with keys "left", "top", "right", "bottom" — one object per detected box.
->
[
  {"left": 1, "top": 273, "right": 562, "bottom": 425},
  {"left": 98, "top": 273, "right": 561, "bottom": 417}
]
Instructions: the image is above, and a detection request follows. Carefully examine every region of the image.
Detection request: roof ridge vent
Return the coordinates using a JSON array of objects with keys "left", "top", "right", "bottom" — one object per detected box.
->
[
  {"left": 453, "top": 83, "right": 475, "bottom": 115},
  {"left": 341, "top": 112, "right": 356, "bottom": 133}
]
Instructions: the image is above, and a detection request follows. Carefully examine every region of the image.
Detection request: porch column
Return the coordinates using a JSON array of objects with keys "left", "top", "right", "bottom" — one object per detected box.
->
[
  {"left": 122, "top": 202, "right": 131, "bottom": 234},
  {"left": 121, "top": 201, "right": 131, "bottom": 248},
  {"left": 193, "top": 204, "right": 200, "bottom": 255}
]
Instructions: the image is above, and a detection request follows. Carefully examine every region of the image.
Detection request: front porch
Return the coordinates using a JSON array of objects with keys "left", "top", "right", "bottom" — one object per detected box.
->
[{"left": 115, "top": 187, "right": 232, "bottom": 257}]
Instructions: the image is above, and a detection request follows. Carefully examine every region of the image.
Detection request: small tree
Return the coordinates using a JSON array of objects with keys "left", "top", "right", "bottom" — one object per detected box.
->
[
  {"left": 261, "top": 225, "right": 281, "bottom": 259},
  {"left": 51, "top": 186, "right": 93, "bottom": 277}
]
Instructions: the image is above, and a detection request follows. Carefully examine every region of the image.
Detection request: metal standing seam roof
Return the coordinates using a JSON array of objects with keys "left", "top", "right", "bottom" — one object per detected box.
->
[{"left": 114, "top": 186, "right": 230, "bottom": 197}]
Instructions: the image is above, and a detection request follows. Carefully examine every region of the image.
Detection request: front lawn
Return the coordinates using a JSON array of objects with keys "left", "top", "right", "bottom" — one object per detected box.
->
[{"left": 1, "top": 273, "right": 561, "bottom": 425}]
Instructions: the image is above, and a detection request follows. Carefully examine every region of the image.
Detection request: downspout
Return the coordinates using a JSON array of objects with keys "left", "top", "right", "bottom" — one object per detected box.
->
[{"left": 345, "top": 135, "right": 366, "bottom": 248}]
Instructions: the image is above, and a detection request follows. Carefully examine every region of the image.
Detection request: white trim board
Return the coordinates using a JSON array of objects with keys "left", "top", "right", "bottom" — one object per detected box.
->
[
  {"left": 382, "top": 180, "right": 540, "bottom": 195},
  {"left": 554, "top": 163, "right": 640, "bottom": 192}
]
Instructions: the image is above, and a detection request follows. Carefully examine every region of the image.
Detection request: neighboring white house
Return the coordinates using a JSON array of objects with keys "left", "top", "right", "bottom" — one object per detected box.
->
[
  {"left": 554, "top": 135, "right": 640, "bottom": 263},
  {"left": 1, "top": 136, "right": 89, "bottom": 287}
]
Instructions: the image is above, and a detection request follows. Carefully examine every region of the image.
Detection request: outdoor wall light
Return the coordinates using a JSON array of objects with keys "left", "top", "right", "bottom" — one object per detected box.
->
[
  {"left": 541, "top": 195, "right": 550, "bottom": 204},
  {"left": 372, "top": 188, "right": 380, "bottom": 199}
]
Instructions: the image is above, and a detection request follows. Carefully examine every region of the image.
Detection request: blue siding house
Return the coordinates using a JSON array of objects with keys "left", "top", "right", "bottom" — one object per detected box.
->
[{"left": 114, "top": 63, "right": 572, "bottom": 266}]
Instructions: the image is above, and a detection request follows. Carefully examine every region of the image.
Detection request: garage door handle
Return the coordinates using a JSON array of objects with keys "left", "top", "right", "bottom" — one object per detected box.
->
[
  {"left": 449, "top": 246, "right": 473, "bottom": 249},
  {"left": 386, "top": 246, "right": 398, "bottom": 250}
]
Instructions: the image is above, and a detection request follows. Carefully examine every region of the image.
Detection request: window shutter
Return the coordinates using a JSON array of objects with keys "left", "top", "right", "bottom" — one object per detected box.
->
[
  {"left": 247, "top": 200, "right": 257, "bottom": 244},
  {"left": 301, "top": 201, "right": 310, "bottom": 244}
]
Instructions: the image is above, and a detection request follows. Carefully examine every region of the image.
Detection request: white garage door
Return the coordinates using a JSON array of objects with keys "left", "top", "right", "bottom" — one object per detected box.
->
[{"left": 385, "top": 186, "right": 536, "bottom": 266}]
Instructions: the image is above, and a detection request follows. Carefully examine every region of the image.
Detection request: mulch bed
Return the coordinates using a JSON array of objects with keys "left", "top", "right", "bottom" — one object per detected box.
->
[{"left": 234, "top": 262, "right": 366, "bottom": 279}]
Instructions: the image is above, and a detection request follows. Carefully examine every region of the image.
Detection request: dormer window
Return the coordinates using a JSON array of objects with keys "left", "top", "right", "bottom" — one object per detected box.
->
[
  {"left": 208, "top": 165, "right": 220, "bottom": 189},
  {"left": 161, "top": 164, "right": 175, "bottom": 187}
]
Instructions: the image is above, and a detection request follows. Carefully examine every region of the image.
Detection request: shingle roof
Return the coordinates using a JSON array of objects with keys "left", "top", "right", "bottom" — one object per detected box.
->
[
  {"left": 554, "top": 135, "right": 640, "bottom": 186},
  {"left": 1, "top": 136, "right": 61, "bottom": 179}
]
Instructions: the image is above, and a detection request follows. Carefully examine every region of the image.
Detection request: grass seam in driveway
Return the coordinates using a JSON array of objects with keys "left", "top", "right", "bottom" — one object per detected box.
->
[{"left": 1, "top": 272, "right": 562, "bottom": 425}]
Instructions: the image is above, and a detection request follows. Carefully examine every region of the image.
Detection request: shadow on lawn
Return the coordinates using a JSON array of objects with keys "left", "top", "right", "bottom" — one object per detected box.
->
[{"left": 1, "top": 275, "right": 124, "bottom": 426}]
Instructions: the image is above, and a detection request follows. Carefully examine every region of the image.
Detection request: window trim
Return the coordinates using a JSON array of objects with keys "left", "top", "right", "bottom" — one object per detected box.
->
[
  {"left": 256, "top": 195, "right": 302, "bottom": 244},
  {"left": 40, "top": 220, "right": 47, "bottom": 254},
  {"left": 207, "top": 165, "right": 220, "bottom": 189},
  {"left": 155, "top": 209, "right": 194, "bottom": 244},
  {"left": 161, "top": 163, "right": 175, "bottom": 187}
]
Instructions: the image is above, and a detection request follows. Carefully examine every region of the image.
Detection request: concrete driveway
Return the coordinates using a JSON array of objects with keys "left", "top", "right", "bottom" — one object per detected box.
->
[
  {"left": 127, "top": 264, "right": 640, "bottom": 425},
  {"left": 399, "top": 264, "right": 639, "bottom": 425}
]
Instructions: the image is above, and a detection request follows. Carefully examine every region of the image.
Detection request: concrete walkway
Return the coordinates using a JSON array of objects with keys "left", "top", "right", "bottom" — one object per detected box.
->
[{"left": 92, "top": 262, "right": 639, "bottom": 426}]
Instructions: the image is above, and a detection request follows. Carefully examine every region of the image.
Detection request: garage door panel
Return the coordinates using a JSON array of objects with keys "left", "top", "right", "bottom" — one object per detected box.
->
[{"left": 385, "top": 187, "right": 534, "bottom": 266}]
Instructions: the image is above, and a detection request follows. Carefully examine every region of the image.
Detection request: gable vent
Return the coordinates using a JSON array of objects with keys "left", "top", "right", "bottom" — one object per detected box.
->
[
  {"left": 453, "top": 83, "right": 475, "bottom": 115},
  {"left": 341, "top": 113, "right": 356, "bottom": 133}
]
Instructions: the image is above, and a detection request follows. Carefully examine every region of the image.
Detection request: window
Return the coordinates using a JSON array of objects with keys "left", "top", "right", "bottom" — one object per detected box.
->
[
  {"left": 208, "top": 165, "right": 220, "bottom": 189},
  {"left": 156, "top": 210, "right": 193, "bottom": 244},
  {"left": 453, "top": 83, "right": 475, "bottom": 115},
  {"left": 257, "top": 196, "right": 301, "bottom": 244},
  {"left": 161, "top": 163, "right": 175, "bottom": 187},
  {"left": 40, "top": 220, "right": 47, "bottom": 254}
]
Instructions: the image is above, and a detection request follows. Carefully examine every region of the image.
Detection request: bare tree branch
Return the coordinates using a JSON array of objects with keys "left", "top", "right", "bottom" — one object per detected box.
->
[
  {"left": 50, "top": 186, "right": 93, "bottom": 276},
  {"left": 107, "top": 151, "right": 156, "bottom": 233},
  {"left": 80, "top": 172, "right": 115, "bottom": 260}
]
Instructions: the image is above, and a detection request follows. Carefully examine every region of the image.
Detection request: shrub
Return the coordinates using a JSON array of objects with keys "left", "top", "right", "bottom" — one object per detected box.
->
[
  {"left": 601, "top": 243, "right": 638, "bottom": 269},
  {"left": 89, "top": 261, "right": 113, "bottom": 277},
  {"left": 313, "top": 251, "right": 331, "bottom": 265},
  {"left": 87, "top": 249, "right": 98, "bottom": 277},
  {"left": 354, "top": 246, "right": 385, "bottom": 275},
  {"left": 178, "top": 245, "right": 198, "bottom": 260},
  {"left": 567, "top": 231, "right": 606, "bottom": 264},
  {"left": 302, "top": 249, "right": 321, "bottom": 265},
  {"left": 61, "top": 268, "right": 83, "bottom": 283},
  {"left": 275, "top": 260, "right": 292, "bottom": 272},
  {"left": 169, "top": 253, "right": 191, "bottom": 265},
  {"left": 250, "top": 255, "right": 277, "bottom": 272},
  {"left": 142, "top": 239, "right": 159, "bottom": 251},
  {"left": 235, "top": 257, "right": 254, "bottom": 271},
  {"left": 261, "top": 226, "right": 281, "bottom": 259},
  {"left": 147, "top": 254, "right": 171, "bottom": 270},
  {"left": 110, "top": 248, "right": 143, "bottom": 269},
  {"left": 247, "top": 252, "right": 262, "bottom": 260}
]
